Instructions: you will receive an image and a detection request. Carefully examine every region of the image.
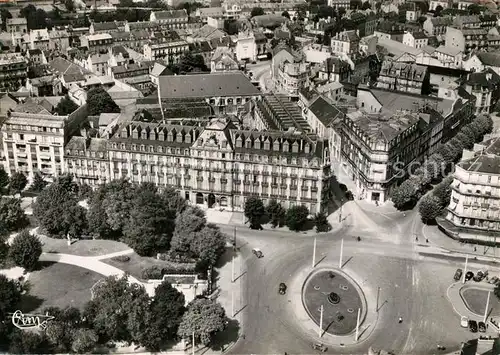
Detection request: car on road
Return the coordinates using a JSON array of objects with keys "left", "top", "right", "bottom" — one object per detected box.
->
[
  {"left": 461, "top": 316, "right": 469, "bottom": 327},
  {"left": 465, "top": 271, "right": 474, "bottom": 281},
  {"left": 489, "top": 276, "right": 498, "bottom": 284},
  {"left": 474, "top": 271, "right": 485, "bottom": 282},
  {"left": 454, "top": 268, "right": 463, "bottom": 281},
  {"left": 479, "top": 321, "right": 486, "bottom": 332},
  {"left": 279, "top": 283, "right": 287, "bottom": 295},
  {"left": 469, "top": 320, "right": 478, "bottom": 332},
  {"left": 252, "top": 248, "right": 263, "bottom": 258}
]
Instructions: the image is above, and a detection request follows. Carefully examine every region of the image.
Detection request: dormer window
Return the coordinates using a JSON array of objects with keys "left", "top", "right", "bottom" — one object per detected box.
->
[
  {"left": 255, "top": 140, "right": 261, "bottom": 149},
  {"left": 176, "top": 133, "right": 183, "bottom": 143},
  {"left": 283, "top": 141, "right": 289, "bottom": 152},
  {"left": 140, "top": 145, "right": 145, "bottom": 151},
  {"left": 264, "top": 140, "right": 270, "bottom": 150},
  {"left": 236, "top": 137, "right": 243, "bottom": 148},
  {"left": 273, "top": 141, "right": 279, "bottom": 151},
  {"left": 246, "top": 139, "right": 252, "bottom": 148},
  {"left": 121, "top": 143, "right": 125, "bottom": 150}
]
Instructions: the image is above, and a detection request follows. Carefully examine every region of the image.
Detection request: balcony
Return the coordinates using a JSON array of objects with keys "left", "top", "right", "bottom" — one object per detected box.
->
[
  {"left": 301, "top": 186, "right": 309, "bottom": 191},
  {"left": 290, "top": 185, "right": 298, "bottom": 190},
  {"left": 253, "top": 181, "right": 260, "bottom": 186},
  {"left": 243, "top": 180, "right": 251, "bottom": 185},
  {"left": 271, "top": 171, "right": 279, "bottom": 176},
  {"left": 311, "top": 187, "right": 318, "bottom": 192},
  {"left": 221, "top": 178, "right": 228, "bottom": 183},
  {"left": 262, "top": 171, "right": 269, "bottom": 176},
  {"left": 244, "top": 169, "right": 251, "bottom": 174},
  {"left": 271, "top": 183, "right": 278, "bottom": 188}
]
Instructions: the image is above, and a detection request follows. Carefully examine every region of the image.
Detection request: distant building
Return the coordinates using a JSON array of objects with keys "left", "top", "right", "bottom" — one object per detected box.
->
[
  {"left": 149, "top": 10, "right": 189, "bottom": 29},
  {"left": 276, "top": 60, "right": 310, "bottom": 97},
  {"left": 423, "top": 17, "right": 452, "bottom": 37},
  {"left": 80, "top": 33, "right": 114, "bottom": 54},
  {"left": 89, "top": 21, "right": 120, "bottom": 34},
  {"left": 0, "top": 54, "right": 28, "bottom": 92},
  {"left": 402, "top": 31, "right": 428, "bottom": 49},
  {"left": 463, "top": 69, "right": 500, "bottom": 114},
  {"left": 327, "top": 0, "right": 350, "bottom": 9},
  {"left": 143, "top": 40, "right": 190, "bottom": 62},
  {"left": 6, "top": 18, "right": 27, "bottom": 33},
  {"left": 445, "top": 27, "right": 488, "bottom": 53},
  {"left": 377, "top": 60, "right": 429, "bottom": 94},
  {"left": 211, "top": 47, "right": 239, "bottom": 72},
  {"left": 331, "top": 30, "right": 360, "bottom": 57}
]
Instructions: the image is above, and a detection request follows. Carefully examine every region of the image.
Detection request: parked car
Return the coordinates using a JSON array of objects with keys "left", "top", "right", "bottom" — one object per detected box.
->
[
  {"left": 454, "top": 268, "right": 463, "bottom": 281},
  {"left": 252, "top": 248, "right": 263, "bottom": 258},
  {"left": 479, "top": 321, "right": 486, "bottom": 332},
  {"left": 469, "top": 320, "right": 478, "bottom": 333},
  {"left": 279, "top": 283, "right": 287, "bottom": 295},
  {"left": 465, "top": 271, "right": 474, "bottom": 281},
  {"left": 474, "top": 271, "right": 484, "bottom": 282},
  {"left": 312, "top": 343, "right": 327, "bottom": 352},
  {"left": 495, "top": 278, "right": 500, "bottom": 286},
  {"left": 461, "top": 316, "right": 469, "bottom": 328},
  {"left": 489, "top": 276, "right": 498, "bottom": 284}
]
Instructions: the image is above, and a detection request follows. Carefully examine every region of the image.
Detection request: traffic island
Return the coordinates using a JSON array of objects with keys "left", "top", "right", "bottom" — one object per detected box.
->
[{"left": 302, "top": 269, "right": 366, "bottom": 336}]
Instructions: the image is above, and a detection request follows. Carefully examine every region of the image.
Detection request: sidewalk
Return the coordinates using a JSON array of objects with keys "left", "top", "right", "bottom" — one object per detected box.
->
[
  {"left": 421, "top": 223, "right": 500, "bottom": 260},
  {"left": 213, "top": 248, "right": 243, "bottom": 353}
]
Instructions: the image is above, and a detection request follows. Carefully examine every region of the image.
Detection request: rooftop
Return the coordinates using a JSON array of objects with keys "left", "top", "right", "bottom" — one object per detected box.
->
[
  {"left": 308, "top": 96, "right": 343, "bottom": 127},
  {"left": 158, "top": 72, "right": 261, "bottom": 99},
  {"left": 347, "top": 110, "right": 421, "bottom": 143},
  {"left": 459, "top": 154, "right": 500, "bottom": 175}
]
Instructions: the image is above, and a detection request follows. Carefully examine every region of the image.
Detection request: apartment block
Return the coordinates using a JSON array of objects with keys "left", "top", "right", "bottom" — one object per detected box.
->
[
  {"left": 444, "top": 137, "right": 500, "bottom": 241},
  {"left": 0, "top": 54, "right": 28, "bottom": 92},
  {"left": 65, "top": 117, "right": 329, "bottom": 214}
]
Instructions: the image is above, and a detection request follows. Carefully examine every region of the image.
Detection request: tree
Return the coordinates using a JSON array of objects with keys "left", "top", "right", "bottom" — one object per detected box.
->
[
  {"left": 8, "top": 331, "right": 51, "bottom": 354},
  {"left": 0, "top": 241, "right": 8, "bottom": 266},
  {"left": 361, "top": 1, "right": 371, "bottom": 10},
  {"left": 474, "top": 114, "right": 493, "bottom": 135},
  {"left": 191, "top": 224, "right": 226, "bottom": 266},
  {"left": 314, "top": 211, "right": 331, "bottom": 232},
  {"left": 162, "top": 186, "right": 187, "bottom": 213},
  {"left": 9, "top": 230, "right": 42, "bottom": 271},
  {"left": 266, "top": 199, "right": 285, "bottom": 228},
  {"left": 467, "top": 3, "right": 481, "bottom": 15},
  {"left": 178, "top": 298, "right": 227, "bottom": 346},
  {"left": 100, "top": 179, "right": 136, "bottom": 233},
  {"left": 251, "top": 7, "right": 264, "bottom": 17},
  {"left": 123, "top": 189, "right": 176, "bottom": 256},
  {"left": 144, "top": 281, "right": 186, "bottom": 350},
  {"left": 433, "top": 176, "right": 453, "bottom": 206},
  {"left": 0, "top": 9, "right": 12, "bottom": 31},
  {"left": 64, "top": 0, "right": 75, "bottom": 12},
  {"left": 454, "top": 132, "right": 474, "bottom": 149},
  {"left": 0, "top": 274, "right": 21, "bottom": 332},
  {"left": 0, "top": 166, "right": 9, "bottom": 195},
  {"left": 434, "top": 143, "right": 457, "bottom": 162},
  {"left": 86, "top": 86, "right": 120, "bottom": 116},
  {"left": 55, "top": 95, "right": 78, "bottom": 115},
  {"left": 9, "top": 172, "right": 27, "bottom": 195},
  {"left": 244, "top": 196, "right": 265, "bottom": 229},
  {"left": 281, "top": 10, "right": 290, "bottom": 19},
  {"left": 71, "top": 329, "right": 98, "bottom": 353},
  {"left": 350, "top": 0, "right": 362, "bottom": 9},
  {"left": 391, "top": 179, "right": 420, "bottom": 210},
  {"left": 434, "top": 5, "right": 443, "bottom": 16},
  {"left": 170, "top": 206, "right": 207, "bottom": 255},
  {"left": 33, "top": 182, "right": 87, "bottom": 240},
  {"left": 29, "top": 173, "right": 48, "bottom": 192},
  {"left": 285, "top": 205, "right": 309, "bottom": 232},
  {"left": 84, "top": 275, "right": 151, "bottom": 343},
  {"left": 419, "top": 194, "right": 443, "bottom": 224},
  {"left": 169, "top": 52, "right": 209, "bottom": 74},
  {"left": 0, "top": 198, "right": 28, "bottom": 233}
]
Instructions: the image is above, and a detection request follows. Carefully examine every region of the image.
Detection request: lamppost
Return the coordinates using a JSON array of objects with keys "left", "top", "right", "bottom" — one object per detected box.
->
[{"left": 339, "top": 198, "right": 344, "bottom": 222}]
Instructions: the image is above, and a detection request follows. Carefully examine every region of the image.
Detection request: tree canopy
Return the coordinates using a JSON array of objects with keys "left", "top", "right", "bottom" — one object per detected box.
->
[
  {"left": 9, "top": 230, "right": 42, "bottom": 271},
  {"left": 419, "top": 194, "right": 443, "bottom": 224},
  {"left": 9, "top": 172, "right": 27, "bottom": 194},
  {"left": 251, "top": 7, "right": 265, "bottom": 17},
  {"left": 86, "top": 87, "right": 120, "bottom": 116},
  {"left": 244, "top": 196, "right": 265, "bottom": 229},
  {"left": 55, "top": 95, "right": 79, "bottom": 115},
  {"left": 285, "top": 205, "right": 309, "bottom": 231},
  {"left": 266, "top": 199, "right": 285, "bottom": 228},
  {"left": 0, "top": 198, "right": 28, "bottom": 234},
  {"left": 178, "top": 298, "right": 227, "bottom": 346}
]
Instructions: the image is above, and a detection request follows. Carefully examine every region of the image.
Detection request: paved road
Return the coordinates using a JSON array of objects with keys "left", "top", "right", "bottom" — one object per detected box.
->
[
  {"left": 246, "top": 61, "right": 271, "bottom": 92},
  {"left": 218, "top": 205, "right": 484, "bottom": 355}
]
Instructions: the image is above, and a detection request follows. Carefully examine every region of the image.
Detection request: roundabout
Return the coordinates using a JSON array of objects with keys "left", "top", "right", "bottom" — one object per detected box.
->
[{"left": 302, "top": 268, "right": 367, "bottom": 336}]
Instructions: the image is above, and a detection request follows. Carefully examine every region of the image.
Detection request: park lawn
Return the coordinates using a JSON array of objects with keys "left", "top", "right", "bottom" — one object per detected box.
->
[
  {"left": 20, "top": 262, "right": 103, "bottom": 313},
  {"left": 103, "top": 252, "right": 192, "bottom": 281},
  {"left": 37, "top": 230, "right": 130, "bottom": 256}
]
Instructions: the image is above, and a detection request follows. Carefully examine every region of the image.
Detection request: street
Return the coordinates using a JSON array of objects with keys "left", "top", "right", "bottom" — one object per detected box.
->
[{"left": 218, "top": 202, "right": 488, "bottom": 354}]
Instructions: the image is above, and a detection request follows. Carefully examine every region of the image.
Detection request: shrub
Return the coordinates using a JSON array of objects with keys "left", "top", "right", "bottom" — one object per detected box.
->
[
  {"left": 142, "top": 266, "right": 162, "bottom": 280},
  {"left": 111, "top": 255, "right": 130, "bottom": 262}
]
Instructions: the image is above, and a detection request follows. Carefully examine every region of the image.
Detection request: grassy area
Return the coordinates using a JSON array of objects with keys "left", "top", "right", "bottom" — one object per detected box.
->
[
  {"left": 20, "top": 262, "right": 103, "bottom": 312},
  {"left": 37, "top": 232, "right": 130, "bottom": 257},
  {"left": 103, "top": 252, "right": 193, "bottom": 281}
]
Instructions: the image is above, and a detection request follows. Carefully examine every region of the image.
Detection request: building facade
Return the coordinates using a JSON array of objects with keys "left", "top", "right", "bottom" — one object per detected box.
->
[
  {"left": 275, "top": 61, "right": 310, "bottom": 97},
  {"left": 0, "top": 54, "right": 28, "bottom": 92},
  {"left": 143, "top": 40, "right": 190, "bottom": 61},
  {"left": 445, "top": 138, "right": 500, "bottom": 240},
  {"left": 65, "top": 118, "right": 329, "bottom": 214}
]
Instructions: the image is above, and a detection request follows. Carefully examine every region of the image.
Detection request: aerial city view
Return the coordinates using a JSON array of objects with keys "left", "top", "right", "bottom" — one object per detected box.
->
[{"left": 1, "top": 0, "right": 500, "bottom": 353}]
